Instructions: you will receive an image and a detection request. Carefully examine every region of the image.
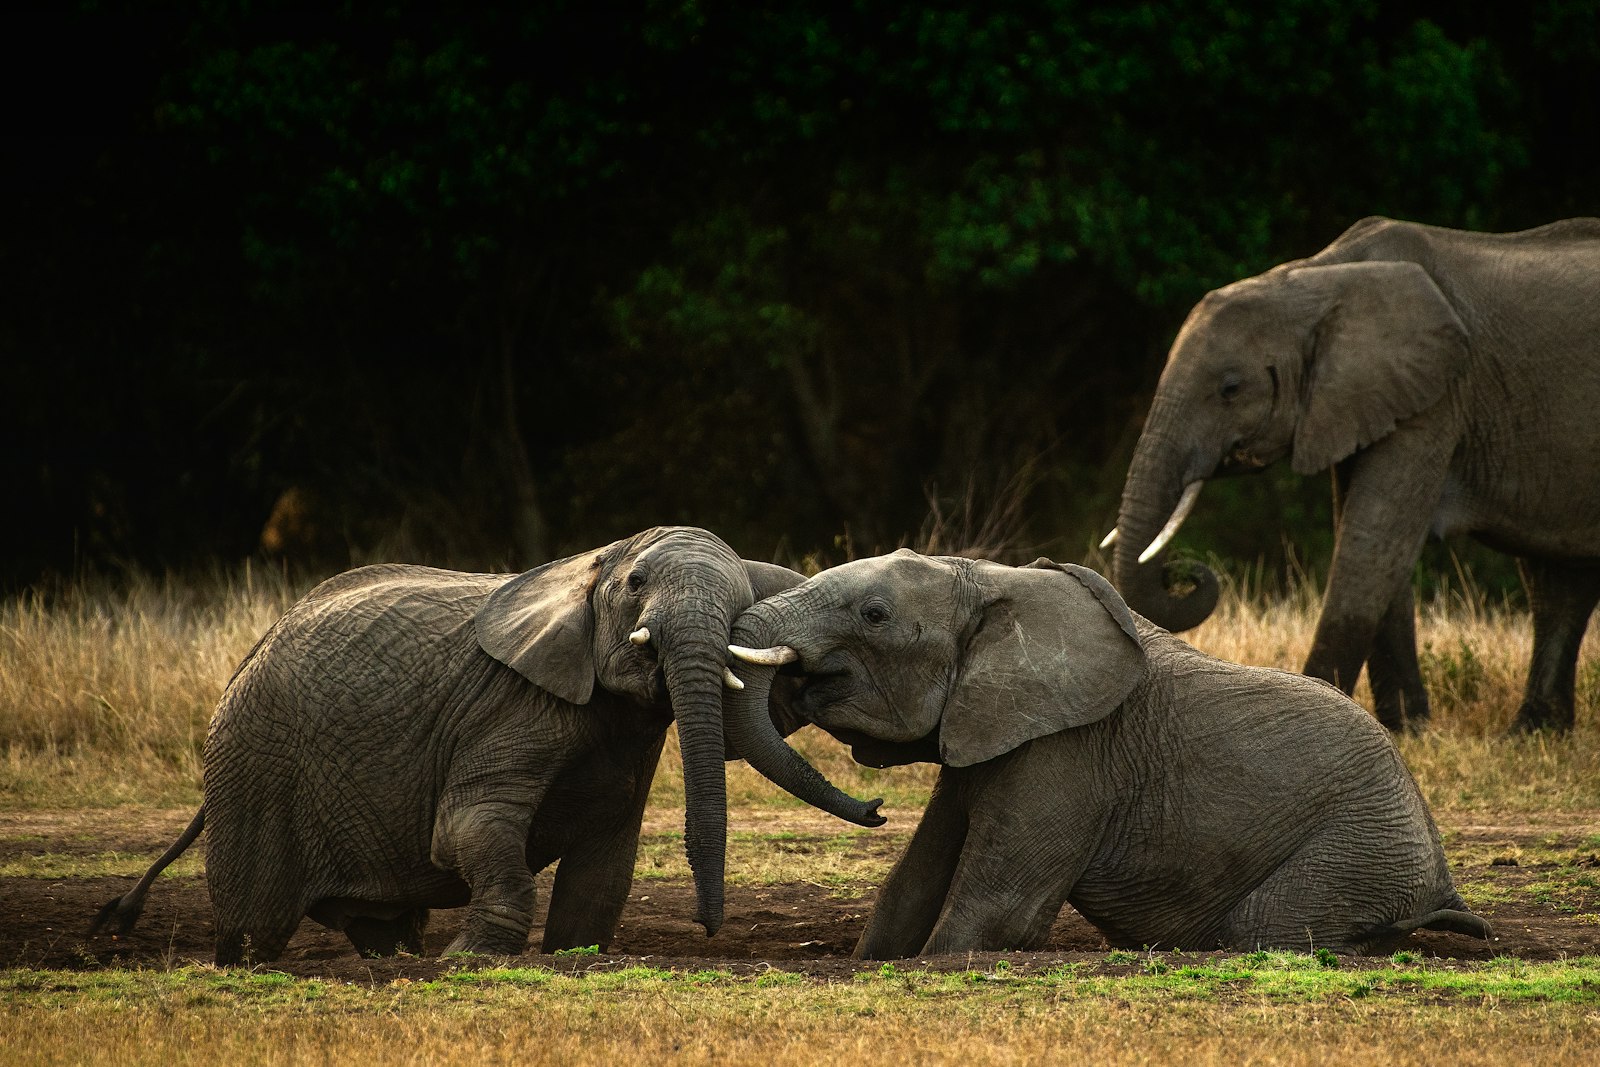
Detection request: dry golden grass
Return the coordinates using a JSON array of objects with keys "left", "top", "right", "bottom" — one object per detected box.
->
[
  {"left": 0, "top": 566, "right": 306, "bottom": 808},
  {"left": 4, "top": 965, "right": 1600, "bottom": 1066},
  {"left": 1, "top": 564, "right": 1596, "bottom": 812}
]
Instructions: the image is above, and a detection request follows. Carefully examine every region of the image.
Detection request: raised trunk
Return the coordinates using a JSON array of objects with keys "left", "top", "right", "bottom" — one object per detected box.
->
[
  {"left": 723, "top": 614, "right": 886, "bottom": 827},
  {"left": 661, "top": 625, "right": 738, "bottom": 937},
  {"left": 1112, "top": 419, "right": 1220, "bottom": 633}
]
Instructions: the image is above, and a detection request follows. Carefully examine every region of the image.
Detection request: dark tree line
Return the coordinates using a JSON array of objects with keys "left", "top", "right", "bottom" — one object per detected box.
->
[{"left": 5, "top": 2, "right": 1597, "bottom": 589}]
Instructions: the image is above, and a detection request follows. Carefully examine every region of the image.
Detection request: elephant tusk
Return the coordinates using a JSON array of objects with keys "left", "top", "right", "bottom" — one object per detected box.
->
[
  {"left": 1099, "top": 528, "right": 1119, "bottom": 549},
  {"left": 728, "top": 643, "right": 799, "bottom": 666},
  {"left": 1138, "top": 480, "right": 1205, "bottom": 564},
  {"left": 722, "top": 667, "right": 745, "bottom": 691},
  {"left": 629, "top": 627, "right": 651, "bottom": 646}
]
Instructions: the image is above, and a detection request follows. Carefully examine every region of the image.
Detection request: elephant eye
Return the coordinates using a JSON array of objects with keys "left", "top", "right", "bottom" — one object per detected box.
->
[
  {"left": 861, "top": 602, "right": 890, "bottom": 626},
  {"left": 1219, "top": 376, "right": 1242, "bottom": 401},
  {"left": 625, "top": 570, "right": 647, "bottom": 593}
]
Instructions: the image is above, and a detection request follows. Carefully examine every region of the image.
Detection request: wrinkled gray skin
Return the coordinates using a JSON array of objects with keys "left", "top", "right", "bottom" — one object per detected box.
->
[
  {"left": 91, "top": 526, "right": 881, "bottom": 965},
  {"left": 725, "top": 550, "right": 1490, "bottom": 958},
  {"left": 1111, "top": 217, "right": 1600, "bottom": 733}
]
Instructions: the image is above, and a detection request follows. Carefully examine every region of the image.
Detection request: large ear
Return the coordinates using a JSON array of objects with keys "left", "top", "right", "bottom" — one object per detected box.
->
[
  {"left": 474, "top": 542, "right": 620, "bottom": 705},
  {"left": 1289, "top": 261, "right": 1469, "bottom": 474},
  {"left": 939, "top": 559, "right": 1147, "bottom": 767},
  {"left": 743, "top": 559, "right": 806, "bottom": 600}
]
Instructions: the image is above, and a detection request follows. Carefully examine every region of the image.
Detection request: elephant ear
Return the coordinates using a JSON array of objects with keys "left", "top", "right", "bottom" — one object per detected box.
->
[
  {"left": 743, "top": 559, "right": 807, "bottom": 600},
  {"left": 474, "top": 542, "right": 620, "bottom": 705},
  {"left": 1289, "top": 261, "right": 1469, "bottom": 475},
  {"left": 939, "top": 558, "right": 1147, "bottom": 767}
]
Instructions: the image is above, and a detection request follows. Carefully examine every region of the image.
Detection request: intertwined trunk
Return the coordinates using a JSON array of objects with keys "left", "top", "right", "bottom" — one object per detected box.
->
[
  {"left": 722, "top": 610, "right": 885, "bottom": 827},
  {"left": 660, "top": 605, "right": 738, "bottom": 936}
]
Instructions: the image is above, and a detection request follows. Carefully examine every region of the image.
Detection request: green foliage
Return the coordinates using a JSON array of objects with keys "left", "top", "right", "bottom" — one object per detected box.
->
[{"left": 9, "top": 1, "right": 1587, "bottom": 582}]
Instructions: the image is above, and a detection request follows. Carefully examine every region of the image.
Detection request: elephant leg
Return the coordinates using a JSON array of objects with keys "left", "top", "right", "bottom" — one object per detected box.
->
[
  {"left": 1305, "top": 423, "right": 1455, "bottom": 699},
  {"left": 1508, "top": 557, "right": 1600, "bottom": 735},
  {"left": 917, "top": 767, "right": 1100, "bottom": 957},
  {"left": 215, "top": 921, "right": 299, "bottom": 966},
  {"left": 346, "top": 910, "right": 429, "bottom": 957},
  {"left": 853, "top": 773, "right": 968, "bottom": 961},
  {"left": 540, "top": 738, "right": 664, "bottom": 953},
  {"left": 433, "top": 797, "right": 541, "bottom": 956},
  {"left": 1366, "top": 583, "right": 1430, "bottom": 733}
]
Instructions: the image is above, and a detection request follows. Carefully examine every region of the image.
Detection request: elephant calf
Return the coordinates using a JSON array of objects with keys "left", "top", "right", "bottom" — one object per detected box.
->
[
  {"left": 723, "top": 550, "right": 1490, "bottom": 958},
  {"left": 91, "top": 526, "right": 881, "bottom": 965}
]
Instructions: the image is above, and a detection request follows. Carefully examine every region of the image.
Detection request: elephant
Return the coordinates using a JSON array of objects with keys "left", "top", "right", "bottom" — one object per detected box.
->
[
  {"left": 91, "top": 526, "right": 883, "bottom": 965},
  {"left": 720, "top": 549, "right": 1490, "bottom": 958},
  {"left": 1103, "top": 216, "right": 1600, "bottom": 733}
]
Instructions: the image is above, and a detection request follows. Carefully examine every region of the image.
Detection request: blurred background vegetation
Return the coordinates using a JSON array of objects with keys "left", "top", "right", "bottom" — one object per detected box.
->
[{"left": 5, "top": 1, "right": 1596, "bottom": 594}]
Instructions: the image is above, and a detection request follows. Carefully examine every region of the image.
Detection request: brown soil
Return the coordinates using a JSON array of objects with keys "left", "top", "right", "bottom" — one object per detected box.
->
[{"left": 4, "top": 809, "right": 1596, "bottom": 983}]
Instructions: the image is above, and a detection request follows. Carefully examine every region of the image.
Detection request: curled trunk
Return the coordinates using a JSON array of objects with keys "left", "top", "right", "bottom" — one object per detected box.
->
[
  {"left": 723, "top": 616, "right": 885, "bottom": 828},
  {"left": 1112, "top": 422, "right": 1220, "bottom": 633}
]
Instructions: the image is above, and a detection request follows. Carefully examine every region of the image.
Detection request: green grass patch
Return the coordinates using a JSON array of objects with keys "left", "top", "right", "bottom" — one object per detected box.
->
[{"left": 6, "top": 954, "right": 1600, "bottom": 1008}]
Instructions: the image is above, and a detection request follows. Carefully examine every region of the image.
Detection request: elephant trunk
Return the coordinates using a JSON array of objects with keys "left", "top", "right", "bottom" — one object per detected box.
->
[
  {"left": 1112, "top": 407, "right": 1221, "bottom": 632},
  {"left": 724, "top": 610, "right": 886, "bottom": 828},
  {"left": 660, "top": 601, "right": 742, "bottom": 937}
]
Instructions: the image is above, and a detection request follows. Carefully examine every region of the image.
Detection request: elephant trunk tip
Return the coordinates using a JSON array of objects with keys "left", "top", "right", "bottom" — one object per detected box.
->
[
  {"left": 697, "top": 903, "right": 724, "bottom": 938},
  {"left": 854, "top": 798, "right": 888, "bottom": 828}
]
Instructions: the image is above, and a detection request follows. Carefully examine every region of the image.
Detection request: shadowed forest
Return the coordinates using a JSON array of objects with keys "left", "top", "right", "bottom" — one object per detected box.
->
[{"left": 6, "top": 2, "right": 1599, "bottom": 590}]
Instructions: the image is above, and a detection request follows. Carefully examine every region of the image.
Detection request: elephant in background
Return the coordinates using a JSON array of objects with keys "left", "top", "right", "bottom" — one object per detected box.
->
[
  {"left": 92, "top": 526, "right": 882, "bottom": 964},
  {"left": 722, "top": 549, "right": 1489, "bottom": 958},
  {"left": 1104, "top": 216, "right": 1600, "bottom": 733}
]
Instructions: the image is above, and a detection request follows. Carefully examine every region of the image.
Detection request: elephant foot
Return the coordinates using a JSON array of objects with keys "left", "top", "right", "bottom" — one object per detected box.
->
[
  {"left": 1506, "top": 701, "right": 1573, "bottom": 737},
  {"left": 346, "top": 909, "right": 429, "bottom": 957},
  {"left": 442, "top": 903, "right": 532, "bottom": 957}
]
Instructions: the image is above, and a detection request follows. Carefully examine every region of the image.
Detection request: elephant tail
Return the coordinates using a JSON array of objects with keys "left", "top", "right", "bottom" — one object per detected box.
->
[
  {"left": 1374, "top": 894, "right": 1493, "bottom": 943},
  {"left": 89, "top": 807, "right": 205, "bottom": 938}
]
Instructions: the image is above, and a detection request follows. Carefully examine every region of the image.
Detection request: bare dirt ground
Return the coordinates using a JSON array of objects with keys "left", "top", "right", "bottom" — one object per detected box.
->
[{"left": 3, "top": 808, "right": 1596, "bottom": 982}]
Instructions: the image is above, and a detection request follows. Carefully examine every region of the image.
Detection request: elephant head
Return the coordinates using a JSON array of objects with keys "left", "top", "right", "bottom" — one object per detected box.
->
[
  {"left": 1106, "top": 260, "right": 1469, "bottom": 631},
  {"left": 473, "top": 525, "right": 882, "bottom": 935},
  {"left": 723, "top": 550, "right": 1147, "bottom": 785}
]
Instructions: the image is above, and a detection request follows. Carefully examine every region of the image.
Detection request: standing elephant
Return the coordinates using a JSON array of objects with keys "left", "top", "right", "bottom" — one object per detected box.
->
[
  {"left": 722, "top": 550, "right": 1489, "bottom": 958},
  {"left": 1103, "top": 216, "right": 1600, "bottom": 733},
  {"left": 92, "top": 526, "right": 882, "bottom": 965}
]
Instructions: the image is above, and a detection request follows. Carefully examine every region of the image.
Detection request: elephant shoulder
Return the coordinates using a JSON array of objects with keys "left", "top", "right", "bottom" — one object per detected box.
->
[
  {"left": 276, "top": 565, "right": 507, "bottom": 653},
  {"left": 302, "top": 564, "right": 507, "bottom": 605}
]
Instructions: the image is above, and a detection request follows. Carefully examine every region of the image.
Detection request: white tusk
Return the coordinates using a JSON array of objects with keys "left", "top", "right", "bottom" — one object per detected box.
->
[
  {"left": 629, "top": 627, "right": 651, "bottom": 646},
  {"left": 1138, "top": 480, "right": 1205, "bottom": 564},
  {"left": 727, "top": 643, "right": 799, "bottom": 666},
  {"left": 1099, "top": 528, "right": 1119, "bottom": 549},
  {"left": 722, "top": 667, "right": 745, "bottom": 691}
]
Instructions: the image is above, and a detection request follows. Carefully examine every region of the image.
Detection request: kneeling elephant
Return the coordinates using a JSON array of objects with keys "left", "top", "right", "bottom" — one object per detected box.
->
[{"left": 723, "top": 549, "right": 1490, "bottom": 959}]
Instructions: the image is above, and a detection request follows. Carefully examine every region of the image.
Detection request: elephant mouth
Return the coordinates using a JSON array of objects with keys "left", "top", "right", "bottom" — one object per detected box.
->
[
  {"left": 1215, "top": 446, "right": 1272, "bottom": 476},
  {"left": 790, "top": 659, "right": 854, "bottom": 717}
]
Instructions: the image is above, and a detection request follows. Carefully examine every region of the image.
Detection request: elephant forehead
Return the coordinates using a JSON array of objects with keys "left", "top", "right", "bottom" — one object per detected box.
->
[
  {"left": 634, "top": 528, "right": 738, "bottom": 567},
  {"left": 824, "top": 553, "right": 957, "bottom": 604}
]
